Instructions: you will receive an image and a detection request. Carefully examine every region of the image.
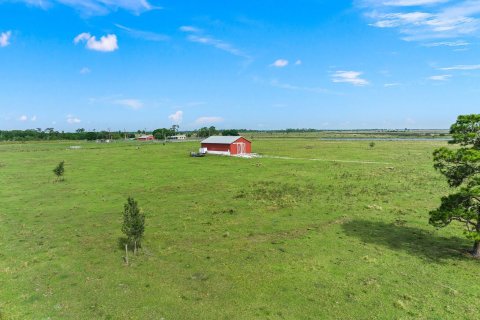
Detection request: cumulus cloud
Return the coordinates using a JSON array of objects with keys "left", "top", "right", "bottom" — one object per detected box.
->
[
  {"left": 295, "top": 59, "right": 302, "bottom": 65},
  {"left": 332, "top": 71, "right": 369, "bottom": 86},
  {"left": 168, "top": 111, "right": 183, "bottom": 124},
  {"left": 74, "top": 33, "right": 118, "bottom": 52},
  {"left": 114, "top": 99, "right": 143, "bottom": 110},
  {"left": 18, "top": 115, "right": 28, "bottom": 121},
  {"left": 31, "top": 115, "right": 37, "bottom": 121},
  {"left": 66, "top": 115, "right": 81, "bottom": 124},
  {"left": 429, "top": 74, "right": 451, "bottom": 80},
  {"left": 195, "top": 116, "right": 224, "bottom": 125},
  {"left": 271, "top": 59, "right": 289, "bottom": 67},
  {"left": 0, "top": 31, "right": 12, "bottom": 47}
]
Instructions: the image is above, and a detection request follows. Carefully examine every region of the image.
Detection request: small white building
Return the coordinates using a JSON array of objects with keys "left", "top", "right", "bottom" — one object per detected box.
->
[{"left": 168, "top": 135, "right": 187, "bottom": 140}]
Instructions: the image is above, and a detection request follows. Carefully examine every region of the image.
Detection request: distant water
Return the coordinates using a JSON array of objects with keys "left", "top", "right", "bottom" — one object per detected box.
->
[{"left": 319, "top": 138, "right": 450, "bottom": 141}]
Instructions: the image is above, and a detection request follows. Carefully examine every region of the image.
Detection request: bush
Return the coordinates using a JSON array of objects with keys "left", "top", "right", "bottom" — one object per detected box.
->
[{"left": 53, "top": 161, "right": 65, "bottom": 181}]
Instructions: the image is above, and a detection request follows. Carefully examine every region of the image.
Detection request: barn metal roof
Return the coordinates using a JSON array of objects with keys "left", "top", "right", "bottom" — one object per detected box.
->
[{"left": 201, "top": 136, "right": 244, "bottom": 144}]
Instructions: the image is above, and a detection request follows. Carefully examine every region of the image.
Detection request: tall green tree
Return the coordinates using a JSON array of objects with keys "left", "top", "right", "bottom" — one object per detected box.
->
[
  {"left": 153, "top": 128, "right": 174, "bottom": 140},
  {"left": 122, "top": 197, "right": 146, "bottom": 255},
  {"left": 222, "top": 129, "right": 239, "bottom": 136},
  {"left": 430, "top": 114, "right": 480, "bottom": 257}
]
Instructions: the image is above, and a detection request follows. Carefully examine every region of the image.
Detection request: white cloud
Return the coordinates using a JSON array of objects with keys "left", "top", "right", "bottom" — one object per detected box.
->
[
  {"left": 115, "top": 24, "right": 169, "bottom": 42},
  {"left": 187, "top": 34, "right": 248, "bottom": 58},
  {"left": 269, "top": 79, "right": 329, "bottom": 93},
  {"left": 271, "top": 59, "right": 289, "bottom": 68},
  {"left": 439, "top": 64, "right": 480, "bottom": 70},
  {"left": 429, "top": 74, "right": 451, "bottom": 80},
  {"left": 31, "top": 115, "right": 37, "bottom": 121},
  {"left": 18, "top": 115, "right": 28, "bottom": 121},
  {"left": 80, "top": 67, "right": 91, "bottom": 74},
  {"left": 179, "top": 26, "right": 201, "bottom": 33},
  {"left": 13, "top": 0, "right": 157, "bottom": 15},
  {"left": 74, "top": 33, "right": 91, "bottom": 43},
  {"left": 370, "top": 12, "right": 433, "bottom": 28},
  {"left": 66, "top": 115, "right": 81, "bottom": 124},
  {"left": 295, "top": 59, "right": 302, "bottom": 65},
  {"left": 114, "top": 99, "right": 143, "bottom": 110},
  {"left": 332, "top": 71, "right": 370, "bottom": 86},
  {"left": 195, "top": 116, "right": 224, "bottom": 125},
  {"left": 362, "top": 0, "right": 480, "bottom": 41},
  {"left": 168, "top": 110, "right": 183, "bottom": 124},
  {"left": 382, "top": 0, "right": 448, "bottom": 6},
  {"left": 74, "top": 33, "right": 118, "bottom": 52},
  {"left": 180, "top": 26, "right": 250, "bottom": 59},
  {"left": 423, "top": 40, "right": 470, "bottom": 47},
  {"left": 384, "top": 82, "right": 401, "bottom": 87},
  {"left": 0, "top": 31, "right": 12, "bottom": 47}
]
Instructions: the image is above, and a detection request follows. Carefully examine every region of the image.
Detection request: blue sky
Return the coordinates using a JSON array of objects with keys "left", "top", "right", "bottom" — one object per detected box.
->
[{"left": 1, "top": 0, "right": 480, "bottom": 131}]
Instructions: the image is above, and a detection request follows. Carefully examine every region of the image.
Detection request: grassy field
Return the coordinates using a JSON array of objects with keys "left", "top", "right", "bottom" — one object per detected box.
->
[
  {"left": 1, "top": 139, "right": 479, "bottom": 319},
  {"left": 239, "top": 129, "right": 450, "bottom": 140}
]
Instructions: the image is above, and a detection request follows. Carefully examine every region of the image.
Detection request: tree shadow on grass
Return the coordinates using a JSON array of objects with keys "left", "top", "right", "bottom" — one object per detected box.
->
[{"left": 342, "top": 219, "right": 472, "bottom": 262}]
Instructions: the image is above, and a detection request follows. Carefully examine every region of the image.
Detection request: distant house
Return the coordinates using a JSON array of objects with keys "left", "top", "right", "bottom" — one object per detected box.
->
[
  {"left": 201, "top": 136, "right": 251, "bottom": 156},
  {"left": 168, "top": 135, "right": 187, "bottom": 140},
  {"left": 137, "top": 135, "right": 154, "bottom": 141}
]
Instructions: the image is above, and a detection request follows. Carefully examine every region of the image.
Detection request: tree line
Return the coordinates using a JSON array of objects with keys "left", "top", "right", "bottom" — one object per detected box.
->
[{"left": 0, "top": 126, "right": 240, "bottom": 141}]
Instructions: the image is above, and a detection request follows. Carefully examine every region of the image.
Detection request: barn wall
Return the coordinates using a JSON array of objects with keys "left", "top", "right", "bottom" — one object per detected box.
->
[
  {"left": 230, "top": 137, "right": 252, "bottom": 154},
  {"left": 201, "top": 143, "right": 230, "bottom": 153}
]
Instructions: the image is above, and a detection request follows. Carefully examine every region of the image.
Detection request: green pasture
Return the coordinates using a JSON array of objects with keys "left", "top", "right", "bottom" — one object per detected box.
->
[{"left": 0, "top": 139, "right": 478, "bottom": 319}]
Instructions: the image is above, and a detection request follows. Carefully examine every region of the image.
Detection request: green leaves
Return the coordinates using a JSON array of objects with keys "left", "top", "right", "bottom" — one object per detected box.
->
[
  {"left": 433, "top": 147, "right": 480, "bottom": 187},
  {"left": 53, "top": 161, "right": 65, "bottom": 180},
  {"left": 122, "top": 197, "right": 146, "bottom": 246},
  {"left": 431, "top": 114, "right": 480, "bottom": 254},
  {"left": 449, "top": 114, "right": 480, "bottom": 149},
  {"left": 429, "top": 190, "right": 478, "bottom": 228}
]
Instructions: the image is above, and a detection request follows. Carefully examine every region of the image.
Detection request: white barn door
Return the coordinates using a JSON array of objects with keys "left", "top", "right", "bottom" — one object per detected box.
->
[{"left": 235, "top": 142, "right": 246, "bottom": 154}]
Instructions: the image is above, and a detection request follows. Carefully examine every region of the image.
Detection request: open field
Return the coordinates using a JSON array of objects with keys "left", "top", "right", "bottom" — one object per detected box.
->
[
  {"left": 1, "top": 139, "right": 479, "bottom": 319},
  {"left": 239, "top": 129, "right": 450, "bottom": 140}
]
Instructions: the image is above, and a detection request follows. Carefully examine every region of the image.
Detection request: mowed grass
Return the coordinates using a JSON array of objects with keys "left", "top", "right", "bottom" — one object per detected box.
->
[{"left": 1, "top": 139, "right": 479, "bottom": 319}]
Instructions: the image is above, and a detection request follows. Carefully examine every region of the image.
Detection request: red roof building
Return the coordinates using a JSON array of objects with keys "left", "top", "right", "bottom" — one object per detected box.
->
[{"left": 137, "top": 135, "right": 154, "bottom": 141}]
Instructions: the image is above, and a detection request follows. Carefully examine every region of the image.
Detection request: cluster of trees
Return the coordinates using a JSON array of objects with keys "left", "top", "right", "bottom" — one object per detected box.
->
[
  {"left": 193, "top": 127, "right": 239, "bottom": 138},
  {"left": 1, "top": 125, "right": 242, "bottom": 142},
  {"left": 196, "top": 126, "right": 218, "bottom": 138},
  {"left": 0, "top": 128, "right": 136, "bottom": 141}
]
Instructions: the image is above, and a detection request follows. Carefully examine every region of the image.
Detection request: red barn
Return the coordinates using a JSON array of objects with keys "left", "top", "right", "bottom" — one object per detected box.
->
[
  {"left": 201, "top": 136, "right": 252, "bottom": 156},
  {"left": 137, "top": 134, "right": 154, "bottom": 141}
]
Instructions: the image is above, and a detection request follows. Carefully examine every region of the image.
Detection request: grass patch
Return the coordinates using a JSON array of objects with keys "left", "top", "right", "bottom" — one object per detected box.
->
[{"left": 1, "top": 139, "right": 479, "bottom": 319}]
